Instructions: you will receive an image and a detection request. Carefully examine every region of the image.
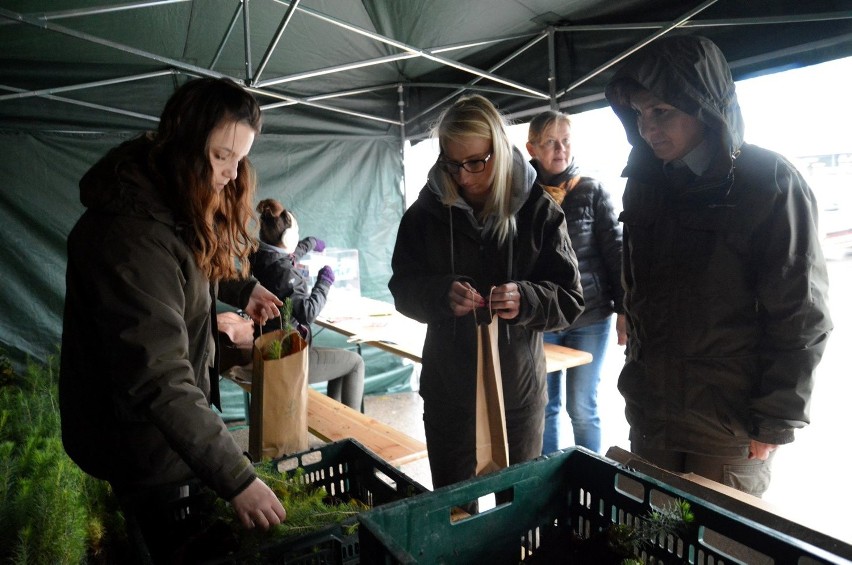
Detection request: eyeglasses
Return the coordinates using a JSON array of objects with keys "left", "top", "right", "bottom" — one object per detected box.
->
[
  {"left": 436, "top": 153, "right": 492, "bottom": 175},
  {"left": 538, "top": 138, "right": 569, "bottom": 150}
]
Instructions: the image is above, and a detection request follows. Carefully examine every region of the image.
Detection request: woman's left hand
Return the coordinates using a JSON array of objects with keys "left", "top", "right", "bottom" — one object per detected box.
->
[
  {"left": 489, "top": 283, "right": 521, "bottom": 320},
  {"left": 245, "top": 284, "right": 283, "bottom": 325}
]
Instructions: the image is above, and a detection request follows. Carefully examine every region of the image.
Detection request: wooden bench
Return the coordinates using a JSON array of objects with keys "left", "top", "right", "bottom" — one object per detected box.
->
[
  {"left": 306, "top": 388, "right": 427, "bottom": 467},
  {"left": 301, "top": 343, "right": 587, "bottom": 467}
]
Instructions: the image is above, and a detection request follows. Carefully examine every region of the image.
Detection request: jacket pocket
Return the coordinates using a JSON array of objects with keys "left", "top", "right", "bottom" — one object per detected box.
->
[{"left": 679, "top": 354, "right": 756, "bottom": 440}]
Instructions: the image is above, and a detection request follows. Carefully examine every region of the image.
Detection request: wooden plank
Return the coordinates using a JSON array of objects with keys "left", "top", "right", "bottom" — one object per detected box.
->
[
  {"left": 543, "top": 342, "right": 593, "bottom": 373},
  {"left": 306, "top": 388, "right": 428, "bottom": 467}
]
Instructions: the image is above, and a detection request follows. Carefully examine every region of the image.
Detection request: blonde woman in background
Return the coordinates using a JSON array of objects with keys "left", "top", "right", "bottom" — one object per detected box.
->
[{"left": 527, "top": 110, "right": 627, "bottom": 456}]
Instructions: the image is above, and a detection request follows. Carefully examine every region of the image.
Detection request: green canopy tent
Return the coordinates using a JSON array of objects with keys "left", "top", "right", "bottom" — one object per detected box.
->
[{"left": 2, "top": 0, "right": 851, "bottom": 378}]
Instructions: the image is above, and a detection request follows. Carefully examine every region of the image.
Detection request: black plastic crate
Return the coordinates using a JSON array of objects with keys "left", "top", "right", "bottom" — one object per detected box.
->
[
  {"left": 208, "top": 438, "right": 428, "bottom": 564},
  {"left": 358, "top": 447, "right": 852, "bottom": 564}
]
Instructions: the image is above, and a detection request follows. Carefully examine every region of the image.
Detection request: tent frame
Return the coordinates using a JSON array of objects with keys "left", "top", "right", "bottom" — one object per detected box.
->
[{"left": 2, "top": 0, "right": 852, "bottom": 142}]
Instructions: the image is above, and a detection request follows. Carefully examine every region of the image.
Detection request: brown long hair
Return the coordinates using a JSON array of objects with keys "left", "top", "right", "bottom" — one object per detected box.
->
[{"left": 150, "top": 77, "right": 263, "bottom": 281}]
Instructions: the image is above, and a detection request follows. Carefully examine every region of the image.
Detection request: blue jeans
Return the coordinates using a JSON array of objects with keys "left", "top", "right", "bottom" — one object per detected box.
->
[{"left": 542, "top": 316, "right": 612, "bottom": 455}]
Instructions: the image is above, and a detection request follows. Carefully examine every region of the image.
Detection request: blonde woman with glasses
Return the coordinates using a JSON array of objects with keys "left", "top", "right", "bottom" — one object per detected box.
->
[{"left": 389, "top": 94, "right": 584, "bottom": 492}]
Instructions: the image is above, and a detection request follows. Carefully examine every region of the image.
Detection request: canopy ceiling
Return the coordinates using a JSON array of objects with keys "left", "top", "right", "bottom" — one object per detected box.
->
[{"left": 2, "top": 0, "right": 852, "bottom": 140}]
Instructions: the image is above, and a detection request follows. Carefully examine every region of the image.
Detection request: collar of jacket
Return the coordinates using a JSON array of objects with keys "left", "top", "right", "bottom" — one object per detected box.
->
[
  {"left": 427, "top": 148, "right": 533, "bottom": 282},
  {"left": 79, "top": 135, "right": 179, "bottom": 229},
  {"left": 530, "top": 157, "right": 579, "bottom": 186}
]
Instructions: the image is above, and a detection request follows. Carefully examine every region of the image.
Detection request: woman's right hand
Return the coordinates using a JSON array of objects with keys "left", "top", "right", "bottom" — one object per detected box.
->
[
  {"left": 230, "top": 477, "right": 287, "bottom": 530},
  {"left": 448, "top": 281, "right": 485, "bottom": 317},
  {"left": 245, "top": 284, "right": 283, "bottom": 326}
]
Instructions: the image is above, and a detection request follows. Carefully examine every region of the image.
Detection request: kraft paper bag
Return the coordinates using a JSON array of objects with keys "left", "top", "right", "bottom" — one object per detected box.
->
[
  {"left": 248, "top": 328, "right": 310, "bottom": 461},
  {"left": 474, "top": 315, "right": 509, "bottom": 476}
]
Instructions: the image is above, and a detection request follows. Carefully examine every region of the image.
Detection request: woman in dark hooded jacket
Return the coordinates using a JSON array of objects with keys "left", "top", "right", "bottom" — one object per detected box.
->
[
  {"left": 606, "top": 34, "right": 832, "bottom": 497},
  {"left": 389, "top": 94, "right": 584, "bottom": 490},
  {"left": 60, "top": 78, "right": 287, "bottom": 561}
]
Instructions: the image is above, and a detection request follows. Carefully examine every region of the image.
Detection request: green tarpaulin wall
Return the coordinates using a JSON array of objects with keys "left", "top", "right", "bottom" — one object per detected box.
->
[{"left": 0, "top": 125, "right": 412, "bottom": 391}]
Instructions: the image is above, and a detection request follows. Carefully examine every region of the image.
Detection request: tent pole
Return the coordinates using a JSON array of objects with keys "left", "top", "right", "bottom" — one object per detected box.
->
[
  {"left": 254, "top": 0, "right": 301, "bottom": 84},
  {"left": 406, "top": 32, "right": 548, "bottom": 123},
  {"left": 398, "top": 84, "right": 408, "bottom": 214},
  {"left": 0, "top": 83, "right": 159, "bottom": 122},
  {"left": 0, "top": 70, "right": 175, "bottom": 102},
  {"left": 0, "top": 7, "right": 229, "bottom": 80},
  {"left": 555, "top": 0, "right": 720, "bottom": 98},
  {"left": 251, "top": 87, "right": 401, "bottom": 126},
  {"left": 270, "top": 0, "right": 547, "bottom": 99},
  {"left": 0, "top": 0, "right": 190, "bottom": 26},
  {"left": 210, "top": 2, "right": 243, "bottom": 70},
  {"left": 256, "top": 32, "right": 539, "bottom": 88},
  {"left": 243, "top": 0, "right": 253, "bottom": 83},
  {"left": 547, "top": 27, "right": 557, "bottom": 110}
]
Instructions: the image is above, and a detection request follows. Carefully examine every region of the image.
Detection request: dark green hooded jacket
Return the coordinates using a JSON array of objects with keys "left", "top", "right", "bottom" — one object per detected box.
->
[
  {"left": 605, "top": 35, "right": 832, "bottom": 455},
  {"left": 60, "top": 136, "right": 257, "bottom": 499}
]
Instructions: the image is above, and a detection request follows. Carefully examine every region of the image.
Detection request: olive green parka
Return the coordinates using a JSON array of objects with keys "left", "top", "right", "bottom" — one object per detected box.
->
[
  {"left": 606, "top": 35, "right": 833, "bottom": 455},
  {"left": 60, "top": 136, "right": 257, "bottom": 499}
]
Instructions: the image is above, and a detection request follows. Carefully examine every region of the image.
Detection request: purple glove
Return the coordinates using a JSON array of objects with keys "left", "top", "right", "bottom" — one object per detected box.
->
[
  {"left": 318, "top": 265, "right": 335, "bottom": 285},
  {"left": 313, "top": 239, "right": 326, "bottom": 253}
]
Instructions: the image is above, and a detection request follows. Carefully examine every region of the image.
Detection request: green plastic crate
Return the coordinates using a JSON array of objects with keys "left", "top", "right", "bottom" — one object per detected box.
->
[
  {"left": 208, "top": 439, "right": 428, "bottom": 564},
  {"left": 358, "top": 447, "right": 852, "bottom": 564}
]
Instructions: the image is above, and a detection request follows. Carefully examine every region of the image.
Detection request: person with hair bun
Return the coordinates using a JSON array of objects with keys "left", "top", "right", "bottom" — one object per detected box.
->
[
  {"left": 60, "top": 77, "right": 287, "bottom": 562},
  {"left": 251, "top": 198, "right": 365, "bottom": 411},
  {"left": 389, "top": 94, "right": 584, "bottom": 491}
]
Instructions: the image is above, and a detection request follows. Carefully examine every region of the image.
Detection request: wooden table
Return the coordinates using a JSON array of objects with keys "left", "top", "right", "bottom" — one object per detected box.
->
[{"left": 316, "top": 295, "right": 593, "bottom": 372}]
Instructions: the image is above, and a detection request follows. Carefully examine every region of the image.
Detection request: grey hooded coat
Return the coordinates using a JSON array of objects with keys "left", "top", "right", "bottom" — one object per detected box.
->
[{"left": 606, "top": 35, "right": 832, "bottom": 455}]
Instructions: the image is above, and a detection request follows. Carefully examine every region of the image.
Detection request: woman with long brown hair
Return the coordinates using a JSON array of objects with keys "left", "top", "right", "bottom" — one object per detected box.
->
[{"left": 60, "top": 77, "right": 286, "bottom": 562}]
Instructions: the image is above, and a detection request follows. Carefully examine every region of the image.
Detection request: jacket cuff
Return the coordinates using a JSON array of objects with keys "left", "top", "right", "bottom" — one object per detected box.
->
[
  {"left": 238, "top": 279, "right": 259, "bottom": 309},
  {"left": 750, "top": 423, "right": 795, "bottom": 445},
  {"left": 226, "top": 473, "right": 258, "bottom": 501}
]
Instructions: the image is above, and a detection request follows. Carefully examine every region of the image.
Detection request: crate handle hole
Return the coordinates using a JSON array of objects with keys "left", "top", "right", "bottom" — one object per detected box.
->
[
  {"left": 700, "top": 526, "right": 773, "bottom": 564},
  {"left": 448, "top": 487, "right": 514, "bottom": 524},
  {"left": 373, "top": 468, "right": 398, "bottom": 490}
]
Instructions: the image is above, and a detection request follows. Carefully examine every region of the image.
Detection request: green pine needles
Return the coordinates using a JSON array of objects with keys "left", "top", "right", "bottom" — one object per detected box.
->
[
  {"left": 263, "top": 298, "right": 300, "bottom": 361},
  {"left": 214, "top": 464, "right": 367, "bottom": 544},
  {"left": 0, "top": 347, "right": 370, "bottom": 563},
  {"left": 0, "top": 349, "right": 127, "bottom": 564}
]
